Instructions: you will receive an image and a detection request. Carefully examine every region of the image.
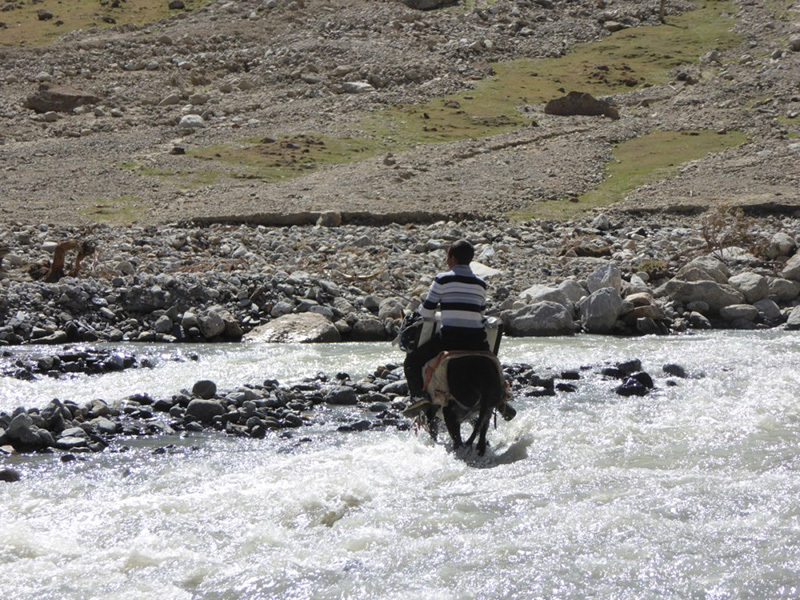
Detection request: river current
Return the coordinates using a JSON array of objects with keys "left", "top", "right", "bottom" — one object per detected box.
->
[{"left": 2, "top": 332, "right": 800, "bottom": 599}]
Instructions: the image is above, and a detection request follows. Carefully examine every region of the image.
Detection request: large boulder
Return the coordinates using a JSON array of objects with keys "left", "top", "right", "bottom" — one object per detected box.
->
[
  {"left": 502, "top": 301, "right": 576, "bottom": 337},
  {"left": 767, "top": 277, "right": 800, "bottom": 302},
  {"left": 544, "top": 91, "right": 620, "bottom": 120},
  {"left": 558, "top": 279, "right": 589, "bottom": 304},
  {"left": 587, "top": 263, "right": 622, "bottom": 293},
  {"left": 656, "top": 280, "right": 745, "bottom": 313},
  {"left": 728, "top": 272, "right": 769, "bottom": 303},
  {"left": 719, "top": 304, "right": 759, "bottom": 322},
  {"left": 767, "top": 232, "right": 796, "bottom": 259},
  {"left": 350, "top": 317, "right": 387, "bottom": 341},
  {"left": 186, "top": 399, "right": 225, "bottom": 422},
  {"left": 579, "top": 287, "right": 623, "bottom": 334},
  {"left": 781, "top": 254, "right": 800, "bottom": 282},
  {"left": 675, "top": 256, "right": 729, "bottom": 284},
  {"left": 520, "top": 284, "right": 573, "bottom": 311},
  {"left": 245, "top": 312, "right": 341, "bottom": 343},
  {"left": 24, "top": 83, "right": 100, "bottom": 113}
]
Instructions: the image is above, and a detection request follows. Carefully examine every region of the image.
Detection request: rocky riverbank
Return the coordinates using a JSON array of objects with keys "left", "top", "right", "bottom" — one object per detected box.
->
[{"left": 1, "top": 212, "right": 799, "bottom": 348}]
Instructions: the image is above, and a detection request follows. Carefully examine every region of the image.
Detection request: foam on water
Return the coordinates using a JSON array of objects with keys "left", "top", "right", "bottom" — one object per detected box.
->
[{"left": 2, "top": 332, "right": 800, "bottom": 599}]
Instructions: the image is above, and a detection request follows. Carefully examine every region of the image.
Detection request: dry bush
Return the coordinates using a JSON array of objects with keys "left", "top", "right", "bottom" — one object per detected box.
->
[{"left": 700, "top": 205, "right": 769, "bottom": 262}]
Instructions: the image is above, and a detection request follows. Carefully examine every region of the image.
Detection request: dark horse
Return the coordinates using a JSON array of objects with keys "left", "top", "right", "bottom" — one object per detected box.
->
[{"left": 425, "top": 354, "right": 506, "bottom": 456}]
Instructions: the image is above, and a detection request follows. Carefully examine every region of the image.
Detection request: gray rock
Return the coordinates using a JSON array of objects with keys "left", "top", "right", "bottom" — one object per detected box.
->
[
  {"left": 178, "top": 114, "right": 205, "bottom": 130},
  {"left": 402, "top": 0, "right": 451, "bottom": 8},
  {"left": 351, "top": 317, "right": 387, "bottom": 341},
  {"left": 154, "top": 315, "right": 173, "bottom": 334},
  {"left": 558, "top": 279, "right": 588, "bottom": 304},
  {"left": 656, "top": 280, "right": 745, "bottom": 313},
  {"left": 6, "top": 413, "right": 41, "bottom": 446},
  {"left": 675, "top": 256, "right": 729, "bottom": 284},
  {"left": 0, "top": 468, "right": 22, "bottom": 482},
  {"left": 786, "top": 306, "right": 800, "bottom": 330},
  {"left": 520, "top": 284, "right": 572, "bottom": 311},
  {"left": 197, "top": 308, "right": 226, "bottom": 338},
  {"left": 767, "top": 232, "right": 796, "bottom": 259},
  {"left": 579, "top": 287, "right": 623, "bottom": 334},
  {"left": 544, "top": 91, "right": 619, "bottom": 120},
  {"left": 728, "top": 272, "right": 769, "bottom": 303},
  {"left": 25, "top": 83, "right": 100, "bottom": 113},
  {"left": 754, "top": 298, "right": 782, "bottom": 322},
  {"left": 586, "top": 263, "right": 622, "bottom": 294},
  {"left": 192, "top": 380, "right": 217, "bottom": 399},
  {"left": 781, "top": 254, "right": 800, "bottom": 282},
  {"left": 245, "top": 312, "right": 341, "bottom": 343},
  {"left": 688, "top": 311, "right": 712, "bottom": 329},
  {"left": 503, "top": 301, "right": 576, "bottom": 337},
  {"left": 766, "top": 277, "right": 800, "bottom": 302},
  {"left": 719, "top": 304, "right": 758, "bottom": 322},
  {"left": 186, "top": 399, "right": 225, "bottom": 422},
  {"left": 324, "top": 386, "right": 358, "bottom": 405},
  {"left": 378, "top": 298, "right": 405, "bottom": 321}
]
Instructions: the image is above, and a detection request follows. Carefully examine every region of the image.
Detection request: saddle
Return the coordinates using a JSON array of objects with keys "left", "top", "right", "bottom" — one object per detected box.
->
[{"left": 422, "top": 350, "right": 508, "bottom": 408}]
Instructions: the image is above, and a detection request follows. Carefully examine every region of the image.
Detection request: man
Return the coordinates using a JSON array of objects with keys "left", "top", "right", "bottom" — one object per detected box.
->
[{"left": 403, "top": 239, "right": 491, "bottom": 415}]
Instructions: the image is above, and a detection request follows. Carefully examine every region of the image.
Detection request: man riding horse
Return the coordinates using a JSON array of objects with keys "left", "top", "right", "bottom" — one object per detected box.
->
[{"left": 403, "top": 239, "right": 515, "bottom": 422}]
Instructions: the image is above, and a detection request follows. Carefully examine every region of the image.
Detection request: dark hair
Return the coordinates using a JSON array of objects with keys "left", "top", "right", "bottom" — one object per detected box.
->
[{"left": 448, "top": 239, "right": 474, "bottom": 265}]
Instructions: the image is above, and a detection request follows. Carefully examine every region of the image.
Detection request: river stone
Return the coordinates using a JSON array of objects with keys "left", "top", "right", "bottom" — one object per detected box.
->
[
  {"left": 324, "top": 386, "right": 358, "bottom": 405},
  {"left": 350, "top": 317, "right": 386, "bottom": 341},
  {"left": 154, "top": 315, "right": 173, "bottom": 334},
  {"left": 656, "top": 280, "right": 745, "bottom": 313},
  {"left": 754, "top": 298, "right": 782, "bottom": 322},
  {"left": 728, "top": 272, "right": 769, "bottom": 303},
  {"left": 767, "top": 232, "right": 796, "bottom": 258},
  {"left": 786, "top": 306, "right": 800, "bottom": 330},
  {"left": 197, "top": 308, "right": 227, "bottom": 339},
  {"left": 767, "top": 277, "right": 800, "bottom": 302},
  {"left": 558, "top": 279, "right": 588, "bottom": 303},
  {"left": 688, "top": 311, "right": 712, "bottom": 329},
  {"left": 192, "top": 379, "right": 217, "bottom": 399},
  {"left": 719, "top": 304, "right": 758, "bottom": 322},
  {"left": 6, "top": 413, "right": 41, "bottom": 446},
  {"left": 502, "top": 301, "right": 576, "bottom": 336},
  {"left": 781, "top": 254, "right": 800, "bottom": 282},
  {"left": 245, "top": 312, "right": 341, "bottom": 343},
  {"left": 675, "top": 256, "right": 729, "bottom": 284},
  {"left": 0, "top": 468, "right": 22, "bottom": 482},
  {"left": 186, "top": 399, "right": 225, "bottom": 422},
  {"left": 579, "top": 288, "right": 623, "bottom": 334},
  {"left": 520, "top": 284, "right": 572, "bottom": 311},
  {"left": 378, "top": 298, "right": 405, "bottom": 321},
  {"left": 586, "top": 263, "right": 622, "bottom": 293}
]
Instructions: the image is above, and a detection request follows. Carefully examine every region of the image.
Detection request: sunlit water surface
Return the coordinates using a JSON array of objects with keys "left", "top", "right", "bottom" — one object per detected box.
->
[{"left": 2, "top": 332, "right": 800, "bottom": 599}]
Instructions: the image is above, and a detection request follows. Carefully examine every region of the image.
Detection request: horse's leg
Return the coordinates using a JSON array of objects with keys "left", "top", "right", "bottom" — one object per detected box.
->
[
  {"left": 475, "top": 391, "right": 495, "bottom": 456},
  {"left": 425, "top": 406, "right": 439, "bottom": 442},
  {"left": 443, "top": 407, "right": 463, "bottom": 449}
]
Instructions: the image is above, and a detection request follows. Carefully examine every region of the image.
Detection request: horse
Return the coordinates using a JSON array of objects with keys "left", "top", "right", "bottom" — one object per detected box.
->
[{"left": 423, "top": 353, "right": 507, "bottom": 456}]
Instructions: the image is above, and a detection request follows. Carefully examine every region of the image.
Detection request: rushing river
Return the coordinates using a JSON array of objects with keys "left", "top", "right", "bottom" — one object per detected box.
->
[{"left": 2, "top": 332, "right": 800, "bottom": 599}]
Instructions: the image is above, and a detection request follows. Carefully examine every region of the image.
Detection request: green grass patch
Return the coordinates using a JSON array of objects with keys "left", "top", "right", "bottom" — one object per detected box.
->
[
  {"left": 79, "top": 195, "right": 144, "bottom": 225},
  {"left": 511, "top": 129, "right": 748, "bottom": 220},
  {"left": 1, "top": 0, "right": 207, "bottom": 47}
]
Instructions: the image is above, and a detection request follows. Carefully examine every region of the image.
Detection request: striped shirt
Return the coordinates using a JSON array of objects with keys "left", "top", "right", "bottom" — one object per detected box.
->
[{"left": 418, "top": 264, "right": 487, "bottom": 330}]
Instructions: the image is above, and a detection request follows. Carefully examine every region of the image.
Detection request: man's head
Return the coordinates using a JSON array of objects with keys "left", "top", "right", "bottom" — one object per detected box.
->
[{"left": 447, "top": 240, "right": 474, "bottom": 266}]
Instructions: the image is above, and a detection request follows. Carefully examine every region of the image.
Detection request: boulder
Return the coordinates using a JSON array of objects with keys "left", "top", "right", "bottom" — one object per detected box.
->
[
  {"left": 324, "top": 386, "right": 358, "bottom": 405},
  {"left": 502, "top": 301, "right": 576, "bottom": 337},
  {"left": 781, "top": 254, "right": 800, "bottom": 282},
  {"left": 520, "top": 284, "right": 572, "bottom": 311},
  {"left": 728, "top": 272, "right": 768, "bottom": 303},
  {"left": 719, "top": 304, "right": 758, "bottom": 322},
  {"left": 687, "top": 311, "right": 712, "bottom": 329},
  {"left": 787, "top": 306, "right": 800, "bottom": 330},
  {"left": 544, "top": 91, "right": 619, "bottom": 120},
  {"left": 558, "top": 279, "right": 588, "bottom": 304},
  {"left": 767, "top": 232, "right": 796, "bottom": 259},
  {"left": 186, "top": 399, "right": 225, "bottom": 422},
  {"left": 579, "top": 287, "right": 622, "bottom": 334},
  {"left": 378, "top": 298, "right": 405, "bottom": 321},
  {"left": 674, "top": 256, "right": 729, "bottom": 284},
  {"left": 586, "top": 263, "right": 622, "bottom": 293},
  {"left": 197, "top": 308, "right": 226, "bottom": 338},
  {"left": 245, "top": 312, "right": 341, "bottom": 343},
  {"left": 754, "top": 298, "right": 782, "bottom": 322},
  {"left": 192, "top": 380, "right": 217, "bottom": 399},
  {"left": 350, "top": 317, "right": 387, "bottom": 341},
  {"left": 766, "top": 277, "right": 800, "bottom": 302},
  {"left": 24, "top": 83, "right": 100, "bottom": 113},
  {"left": 656, "top": 280, "right": 745, "bottom": 313}
]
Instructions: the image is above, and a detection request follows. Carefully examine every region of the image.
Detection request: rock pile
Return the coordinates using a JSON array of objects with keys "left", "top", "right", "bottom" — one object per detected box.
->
[{"left": 1, "top": 214, "right": 798, "bottom": 345}]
